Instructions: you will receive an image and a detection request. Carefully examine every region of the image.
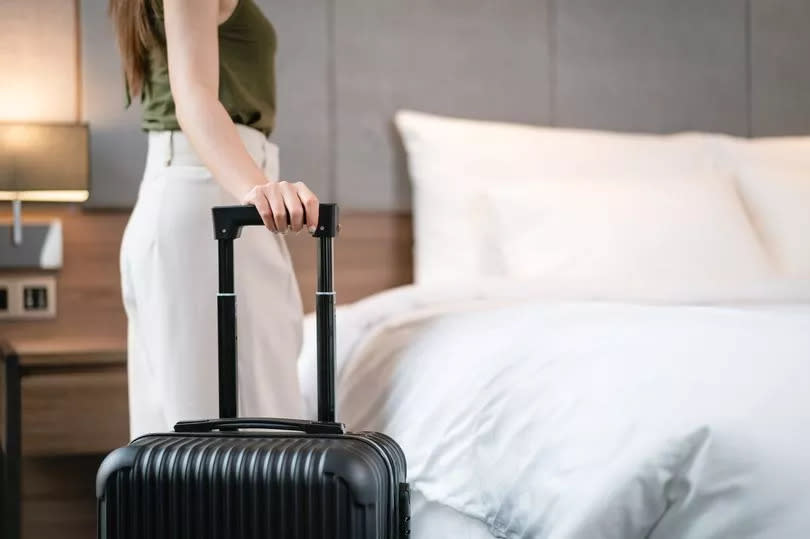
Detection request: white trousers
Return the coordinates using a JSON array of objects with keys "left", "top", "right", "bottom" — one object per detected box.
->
[{"left": 121, "top": 125, "right": 304, "bottom": 440}]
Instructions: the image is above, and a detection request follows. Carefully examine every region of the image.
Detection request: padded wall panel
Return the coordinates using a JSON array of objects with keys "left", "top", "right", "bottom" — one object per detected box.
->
[
  {"left": 334, "top": 0, "right": 552, "bottom": 210},
  {"left": 554, "top": 0, "right": 749, "bottom": 135},
  {"left": 750, "top": 0, "right": 810, "bottom": 136},
  {"left": 258, "top": 0, "right": 332, "bottom": 199},
  {"left": 81, "top": 1, "right": 145, "bottom": 207}
]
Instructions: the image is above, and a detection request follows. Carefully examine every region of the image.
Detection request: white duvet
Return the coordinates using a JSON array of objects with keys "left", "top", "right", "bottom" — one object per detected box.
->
[{"left": 298, "top": 281, "right": 810, "bottom": 538}]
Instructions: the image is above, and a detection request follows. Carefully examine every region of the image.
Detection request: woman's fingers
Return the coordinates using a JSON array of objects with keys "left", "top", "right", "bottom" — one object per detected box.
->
[
  {"left": 295, "top": 182, "right": 320, "bottom": 232},
  {"left": 278, "top": 181, "right": 305, "bottom": 232},
  {"left": 263, "top": 183, "right": 288, "bottom": 232},
  {"left": 244, "top": 181, "right": 319, "bottom": 234},
  {"left": 242, "top": 185, "right": 276, "bottom": 231},
  {"left": 252, "top": 190, "right": 275, "bottom": 231}
]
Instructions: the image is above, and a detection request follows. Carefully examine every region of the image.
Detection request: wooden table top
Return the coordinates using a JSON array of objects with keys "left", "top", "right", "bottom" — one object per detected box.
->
[{"left": 0, "top": 336, "right": 126, "bottom": 367}]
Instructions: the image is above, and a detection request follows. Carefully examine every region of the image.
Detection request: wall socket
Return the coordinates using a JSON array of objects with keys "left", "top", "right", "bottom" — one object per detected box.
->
[{"left": 0, "top": 275, "right": 57, "bottom": 320}]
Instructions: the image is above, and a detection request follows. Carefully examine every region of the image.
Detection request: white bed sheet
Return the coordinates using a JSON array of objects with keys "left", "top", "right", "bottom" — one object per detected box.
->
[
  {"left": 298, "top": 281, "right": 810, "bottom": 538},
  {"left": 410, "top": 490, "right": 495, "bottom": 539}
]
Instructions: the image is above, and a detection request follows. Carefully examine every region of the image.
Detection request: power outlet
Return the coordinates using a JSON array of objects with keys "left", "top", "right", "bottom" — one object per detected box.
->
[{"left": 0, "top": 275, "right": 57, "bottom": 320}]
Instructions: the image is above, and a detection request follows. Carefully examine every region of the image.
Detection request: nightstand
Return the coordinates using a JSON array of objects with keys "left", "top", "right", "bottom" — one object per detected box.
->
[{"left": 1, "top": 337, "right": 128, "bottom": 539}]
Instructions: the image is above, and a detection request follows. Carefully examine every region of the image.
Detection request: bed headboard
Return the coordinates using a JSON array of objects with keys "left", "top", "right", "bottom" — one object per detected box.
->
[{"left": 82, "top": 0, "right": 810, "bottom": 211}]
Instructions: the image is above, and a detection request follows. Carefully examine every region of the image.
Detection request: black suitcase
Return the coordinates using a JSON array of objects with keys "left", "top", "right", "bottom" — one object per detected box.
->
[{"left": 97, "top": 203, "right": 410, "bottom": 539}]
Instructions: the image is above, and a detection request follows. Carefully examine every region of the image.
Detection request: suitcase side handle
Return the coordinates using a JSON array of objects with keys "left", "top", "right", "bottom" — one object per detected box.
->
[{"left": 174, "top": 418, "right": 345, "bottom": 435}]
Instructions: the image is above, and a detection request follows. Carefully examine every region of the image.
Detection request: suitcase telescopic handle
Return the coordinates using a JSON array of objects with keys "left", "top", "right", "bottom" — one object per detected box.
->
[
  {"left": 174, "top": 418, "right": 345, "bottom": 435},
  {"left": 209, "top": 203, "right": 339, "bottom": 424}
]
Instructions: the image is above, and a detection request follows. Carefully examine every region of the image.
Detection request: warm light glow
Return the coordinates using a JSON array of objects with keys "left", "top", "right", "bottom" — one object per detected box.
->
[
  {"left": 0, "top": 0, "right": 78, "bottom": 122},
  {"left": 0, "top": 190, "right": 89, "bottom": 202}
]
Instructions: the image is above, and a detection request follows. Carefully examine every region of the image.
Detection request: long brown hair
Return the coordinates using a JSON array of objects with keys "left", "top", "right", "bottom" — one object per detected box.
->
[{"left": 108, "top": 0, "right": 163, "bottom": 99}]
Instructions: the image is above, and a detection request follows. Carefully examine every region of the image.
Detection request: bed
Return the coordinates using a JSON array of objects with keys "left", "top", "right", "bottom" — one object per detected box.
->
[{"left": 297, "top": 111, "right": 810, "bottom": 538}]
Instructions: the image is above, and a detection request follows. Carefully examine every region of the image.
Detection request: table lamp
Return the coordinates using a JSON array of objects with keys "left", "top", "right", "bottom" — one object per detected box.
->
[{"left": 0, "top": 123, "right": 89, "bottom": 249}]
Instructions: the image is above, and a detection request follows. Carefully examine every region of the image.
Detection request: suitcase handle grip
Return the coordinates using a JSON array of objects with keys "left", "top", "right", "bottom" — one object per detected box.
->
[
  {"left": 174, "top": 418, "right": 345, "bottom": 435},
  {"left": 213, "top": 203, "right": 339, "bottom": 240}
]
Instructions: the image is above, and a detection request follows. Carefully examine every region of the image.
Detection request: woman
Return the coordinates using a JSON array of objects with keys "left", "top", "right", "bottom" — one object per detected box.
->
[{"left": 111, "top": 0, "right": 317, "bottom": 438}]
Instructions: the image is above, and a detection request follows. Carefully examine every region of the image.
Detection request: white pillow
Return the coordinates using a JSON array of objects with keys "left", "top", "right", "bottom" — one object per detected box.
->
[
  {"left": 411, "top": 184, "right": 505, "bottom": 284},
  {"left": 395, "top": 110, "right": 726, "bottom": 285},
  {"left": 747, "top": 136, "right": 810, "bottom": 170},
  {"left": 396, "top": 110, "right": 721, "bottom": 186},
  {"left": 486, "top": 172, "right": 775, "bottom": 294},
  {"left": 711, "top": 135, "right": 810, "bottom": 278},
  {"left": 735, "top": 164, "right": 810, "bottom": 277}
]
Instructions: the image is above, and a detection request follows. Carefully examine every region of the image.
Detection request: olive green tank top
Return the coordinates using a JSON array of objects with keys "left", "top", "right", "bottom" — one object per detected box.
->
[{"left": 139, "top": 0, "right": 277, "bottom": 135}]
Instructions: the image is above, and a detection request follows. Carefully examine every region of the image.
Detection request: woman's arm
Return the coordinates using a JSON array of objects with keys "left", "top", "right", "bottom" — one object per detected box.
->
[{"left": 163, "top": 0, "right": 318, "bottom": 232}]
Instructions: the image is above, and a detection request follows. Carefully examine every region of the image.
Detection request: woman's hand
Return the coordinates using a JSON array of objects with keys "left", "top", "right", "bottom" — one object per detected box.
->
[{"left": 241, "top": 181, "right": 320, "bottom": 234}]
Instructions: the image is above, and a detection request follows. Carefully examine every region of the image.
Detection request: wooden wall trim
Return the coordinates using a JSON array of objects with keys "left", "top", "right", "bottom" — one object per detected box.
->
[
  {"left": 0, "top": 206, "right": 128, "bottom": 344},
  {"left": 0, "top": 206, "right": 413, "bottom": 343},
  {"left": 283, "top": 211, "right": 414, "bottom": 312}
]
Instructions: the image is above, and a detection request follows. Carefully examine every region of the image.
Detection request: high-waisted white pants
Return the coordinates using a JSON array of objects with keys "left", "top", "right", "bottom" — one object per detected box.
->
[{"left": 121, "top": 125, "right": 304, "bottom": 440}]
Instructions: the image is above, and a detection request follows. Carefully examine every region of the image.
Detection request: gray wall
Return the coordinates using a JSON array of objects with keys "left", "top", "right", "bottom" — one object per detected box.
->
[
  {"left": 81, "top": 2, "right": 146, "bottom": 207},
  {"left": 81, "top": 0, "right": 810, "bottom": 210}
]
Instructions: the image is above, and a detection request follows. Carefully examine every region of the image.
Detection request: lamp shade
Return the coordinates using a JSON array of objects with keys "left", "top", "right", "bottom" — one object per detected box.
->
[{"left": 0, "top": 123, "right": 89, "bottom": 201}]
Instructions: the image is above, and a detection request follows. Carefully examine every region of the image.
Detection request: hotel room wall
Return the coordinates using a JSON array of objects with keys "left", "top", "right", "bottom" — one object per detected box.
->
[
  {"left": 80, "top": 2, "right": 147, "bottom": 207},
  {"left": 333, "top": 0, "right": 553, "bottom": 210},
  {"left": 0, "top": 0, "right": 78, "bottom": 122},
  {"left": 79, "top": 0, "right": 810, "bottom": 210},
  {"left": 750, "top": 0, "right": 810, "bottom": 136},
  {"left": 553, "top": 0, "right": 750, "bottom": 134}
]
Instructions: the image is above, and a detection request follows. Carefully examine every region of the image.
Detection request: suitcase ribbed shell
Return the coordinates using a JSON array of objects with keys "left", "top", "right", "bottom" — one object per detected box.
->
[{"left": 97, "top": 432, "right": 408, "bottom": 539}]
